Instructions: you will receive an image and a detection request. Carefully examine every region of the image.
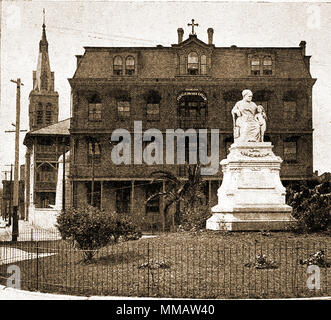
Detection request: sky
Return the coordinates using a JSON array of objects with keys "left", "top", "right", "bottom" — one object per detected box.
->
[{"left": 0, "top": 0, "right": 331, "bottom": 184}]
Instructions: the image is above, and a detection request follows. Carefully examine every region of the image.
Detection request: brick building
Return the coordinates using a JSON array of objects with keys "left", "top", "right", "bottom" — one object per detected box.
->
[
  {"left": 68, "top": 24, "right": 315, "bottom": 229},
  {"left": 23, "top": 22, "right": 70, "bottom": 222}
]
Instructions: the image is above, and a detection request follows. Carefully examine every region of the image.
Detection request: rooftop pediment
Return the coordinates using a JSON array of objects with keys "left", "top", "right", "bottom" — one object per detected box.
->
[{"left": 172, "top": 34, "right": 214, "bottom": 49}]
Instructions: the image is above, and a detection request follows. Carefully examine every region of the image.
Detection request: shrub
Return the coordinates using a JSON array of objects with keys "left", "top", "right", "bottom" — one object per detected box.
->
[
  {"left": 286, "top": 180, "right": 331, "bottom": 233},
  {"left": 179, "top": 204, "right": 212, "bottom": 232},
  {"left": 56, "top": 205, "right": 141, "bottom": 262}
]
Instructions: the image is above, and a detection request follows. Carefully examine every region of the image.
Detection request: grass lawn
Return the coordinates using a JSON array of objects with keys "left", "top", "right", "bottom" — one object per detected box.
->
[{"left": 0, "top": 230, "right": 330, "bottom": 298}]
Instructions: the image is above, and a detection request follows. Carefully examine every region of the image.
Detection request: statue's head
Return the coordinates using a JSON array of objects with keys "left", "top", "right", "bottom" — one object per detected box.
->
[
  {"left": 242, "top": 89, "right": 253, "bottom": 102},
  {"left": 257, "top": 105, "right": 264, "bottom": 113}
]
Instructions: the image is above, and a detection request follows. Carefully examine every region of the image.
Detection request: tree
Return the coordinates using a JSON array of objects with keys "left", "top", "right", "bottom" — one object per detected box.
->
[
  {"left": 146, "top": 164, "right": 207, "bottom": 231},
  {"left": 286, "top": 179, "right": 331, "bottom": 233},
  {"left": 56, "top": 205, "right": 141, "bottom": 262}
]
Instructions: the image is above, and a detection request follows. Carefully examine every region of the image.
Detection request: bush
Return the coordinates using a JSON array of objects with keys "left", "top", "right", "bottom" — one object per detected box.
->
[
  {"left": 56, "top": 206, "right": 141, "bottom": 262},
  {"left": 286, "top": 180, "right": 331, "bottom": 233},
  {"left": 179, "top": 204, "right": 212, "bottom": 232}
]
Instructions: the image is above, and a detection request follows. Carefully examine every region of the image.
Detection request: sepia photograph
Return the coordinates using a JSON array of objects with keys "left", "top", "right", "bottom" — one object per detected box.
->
[{"left": 0, "top": 0, "right": 330, "bottom": 305}]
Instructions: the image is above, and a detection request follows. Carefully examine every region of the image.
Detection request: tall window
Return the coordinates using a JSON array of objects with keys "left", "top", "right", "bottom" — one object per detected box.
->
[
  {"left": 284, "top": 101, "right": 297, "bottom": 120},
  {"left": 88, "top": 141, "right": 101, "bottom": 164},
  {"left": 178, "top": 94, "right": 207, "bottom": 129},
  {"left": 263, "top": 56, "right": 273, "bottom": 75},
  {"left": 113, "top": 56, "right": 123, "bottom": 75},
  {"left": 86, "top": 182, "right": 101, "bottom": 208},
  {"left": 116, "top": 187, "right": 130, "bottom": 213},
  {"left": 117, "top": 100, "right": 131, "bottom": 119},
  {"left": 36, "top": 103, "right": 43, "bottom": 125},
  {"left": 125, "top": 56, "right": 135, "bottom": 75},
  {"left": 254, "top": 90, "right": 272, "bottom": 118},
  {"left": 284, "top": 140, "right": 297, "bottom": 162},
  {"left": 45, "top": 103, "right": 52, "bottom": 125},
  {"left": 251, "top": 57, "right": 260, "bottom": 75},
  {"left": 187, "top": 52, "right": 199, "bottom": 75},
  {"left": 88, "top": 94, "right": 102, "bottom": 121},
  {"left": 201, "top": 55, "right": 207, "bottom": 75},
  {"left": 283, "top": 91, "right": 298, "bottom": 121},
  {"left": 146, "top": 90, "right": 161, "bottom": 121}
]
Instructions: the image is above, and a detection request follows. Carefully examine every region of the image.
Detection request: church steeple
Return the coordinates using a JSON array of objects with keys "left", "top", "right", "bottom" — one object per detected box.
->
[
  {"left": 33, "top": 11, "right": 53, "bottom": 92},
  {"left": 29, "top": 10, "right": 58, "bottom": 131}
]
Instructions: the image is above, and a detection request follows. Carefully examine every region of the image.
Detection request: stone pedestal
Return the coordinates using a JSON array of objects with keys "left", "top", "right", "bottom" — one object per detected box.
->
[{"left": 206, "top": 142, "right": 295, "bottom": 231}]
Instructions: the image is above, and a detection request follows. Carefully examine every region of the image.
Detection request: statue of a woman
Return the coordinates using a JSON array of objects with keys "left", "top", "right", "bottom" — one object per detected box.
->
[{"left": 231, "top": 89, "right": 261, "bottom": 143}]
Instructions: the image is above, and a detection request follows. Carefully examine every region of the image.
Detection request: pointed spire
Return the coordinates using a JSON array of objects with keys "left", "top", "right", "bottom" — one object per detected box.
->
[
  {"left": 39, "top": 9, "right": 48, "bottom": 51},
  {"left": 34, "top": 9, "right": 52, "bottom": 92}
]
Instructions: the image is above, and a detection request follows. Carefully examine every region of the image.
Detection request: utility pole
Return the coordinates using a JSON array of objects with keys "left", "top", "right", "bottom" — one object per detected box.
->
[
  {"left": 10, "top": 78, "right": 23, "bottom": 241},
  {"left": 62, "top": 148, "right": 66, "bottom": 212},
  {"left": 91, "top": 141, "right": 95, "bottom": 207}
]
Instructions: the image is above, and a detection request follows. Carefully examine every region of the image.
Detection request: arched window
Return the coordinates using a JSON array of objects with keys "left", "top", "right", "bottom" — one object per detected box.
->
[
  {"left": 251, "top": 57, "right": 260, "bottom": 75},
  {"left": 187, "top": 52, "right": 199, "bottom": 75},
  {"left": 45, "top": 103, "right": 52, "bottom": 125},
  {"left": 88, "top": 94, "right": 102, "bottom": 121},
  {"left": 113, "top": 56, "right": 123, "bottom": 75},
  {"left": 201, "top": 55, "right": 207, "bottom": 75},
  {"left": 125, "top": 56, "right": 135, "bottom": 75},
  {"left": 263, "top": 56, "right": 273, "bottom": 75},
  {"left": 37, "top": 163, "right": 56, "bottom": 182},
  {"left": 36, "top": 103, "right": 43, "bottom": 125}
]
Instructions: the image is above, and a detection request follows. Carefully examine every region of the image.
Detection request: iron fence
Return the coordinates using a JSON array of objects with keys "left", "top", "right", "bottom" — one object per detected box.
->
[{"left": 0, "top": 231, "right": 330, "bottom": 299}]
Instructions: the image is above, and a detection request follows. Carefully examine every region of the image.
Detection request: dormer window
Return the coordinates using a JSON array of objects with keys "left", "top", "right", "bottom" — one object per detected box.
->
[
  {"left": 125, "top": 56, "right": 135, "bottom": 75},
  {"left": 113, "top": 56, "right": 123, "bottom": 75},
  {"left": 187, "top": 52, "right": 199, "bottom": 75},
  {"left": 263, "top": 56, "right": 273, "bottom": 75},
  {"left": 251, "top": 57, "right": 260, "bottom": 75}
]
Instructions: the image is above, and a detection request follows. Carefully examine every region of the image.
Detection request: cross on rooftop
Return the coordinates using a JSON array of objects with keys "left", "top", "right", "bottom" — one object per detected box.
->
[{"left": 188, "top": 19, "right": 199, "bottom": 35}]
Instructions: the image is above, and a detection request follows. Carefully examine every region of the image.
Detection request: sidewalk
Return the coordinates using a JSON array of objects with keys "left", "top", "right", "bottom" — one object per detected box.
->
[{"left": 0, "top": 219, "right": 60, "bottom": 241}]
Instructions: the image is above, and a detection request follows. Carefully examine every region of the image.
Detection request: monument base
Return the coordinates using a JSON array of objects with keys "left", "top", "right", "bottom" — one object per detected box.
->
[
  {"left": 206, "top": 142, "right": 296, "bottom": 231},
  {"left": 206, "top": 209, "right": 295, "bottom": 231}
]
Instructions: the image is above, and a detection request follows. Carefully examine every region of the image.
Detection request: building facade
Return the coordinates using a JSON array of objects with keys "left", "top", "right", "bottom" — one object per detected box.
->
[{"left": 68, "top": 25, "right": 316, "bottom": 229}]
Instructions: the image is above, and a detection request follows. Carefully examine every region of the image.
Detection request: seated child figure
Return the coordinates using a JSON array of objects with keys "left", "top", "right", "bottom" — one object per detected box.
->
[{"left": 255, "top": 105, "right": 267, "bottom": 142}]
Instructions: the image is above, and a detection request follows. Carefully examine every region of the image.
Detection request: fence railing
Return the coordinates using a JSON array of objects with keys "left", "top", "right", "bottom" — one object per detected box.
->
[{"left": 0, "top": 232, "right": 330, "bottom": 298}]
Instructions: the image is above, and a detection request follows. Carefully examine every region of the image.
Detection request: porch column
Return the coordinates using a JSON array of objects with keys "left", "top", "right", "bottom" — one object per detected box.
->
[
  {"left": 100, "top": 180, "right": 104, "bottom": 210},
  {"left": 131, "top": 180, "right": 135, "bottom": 214},
  {"left": 208, "top": 180, "right": 212, "bottom": 204},
  {"left": 162, "top": 181, "right": 165, "bottom": 232}
]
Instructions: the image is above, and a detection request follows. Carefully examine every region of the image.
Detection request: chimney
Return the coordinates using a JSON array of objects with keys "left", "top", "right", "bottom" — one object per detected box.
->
[
  {"left": 207, "top": 28, "right": 214, "bottom": 45},
  {"left": 177, "top": 28, "right": 184, "bottom": 44},
  {"left": 299, "top": 40, "right": 306, "bottom": 55}
]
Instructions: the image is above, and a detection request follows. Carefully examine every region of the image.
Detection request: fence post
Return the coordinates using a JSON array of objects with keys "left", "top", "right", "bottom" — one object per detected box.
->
[
  {"left": 36, "top": 241, "right": 39, "bottom": 291},
  {"left": 147, "top": 242, "right": 150, "bottom": 296}
]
